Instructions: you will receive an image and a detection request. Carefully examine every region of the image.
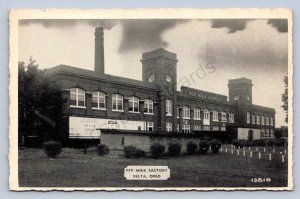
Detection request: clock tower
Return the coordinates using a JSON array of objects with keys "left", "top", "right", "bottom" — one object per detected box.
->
[
  {"left": 228, "top": 77, "right": 253, "bottom": 127},
  {"left": 141, "top": 48, "right": 178, "bottom": 131}
]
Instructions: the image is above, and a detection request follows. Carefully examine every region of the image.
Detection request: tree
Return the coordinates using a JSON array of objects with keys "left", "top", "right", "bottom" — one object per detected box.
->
[
  {"left": 281, "top": 75, "right": 288, "bottom": 123},
  {"left": 18, "top": 58, "right": 65, "bottom": 146}
]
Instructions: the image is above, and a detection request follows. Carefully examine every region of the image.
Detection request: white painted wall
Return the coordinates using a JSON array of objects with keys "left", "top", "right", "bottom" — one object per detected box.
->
[
  {"left": 69, "top": 116, "right": 146, "bottom": 138},
  {"left": 237, "top": 128, "right": 261, "bottom": 140}
]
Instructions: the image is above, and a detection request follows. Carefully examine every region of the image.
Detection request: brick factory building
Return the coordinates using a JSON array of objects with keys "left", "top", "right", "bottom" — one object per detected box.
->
[{"left": 46, "top": 27, "right": 275, "bottom": 145}]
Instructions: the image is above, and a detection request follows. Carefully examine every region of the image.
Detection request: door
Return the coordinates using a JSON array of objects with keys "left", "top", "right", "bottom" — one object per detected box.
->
[{"left": 248, "top": 130, "right": 254, "bottom": 141}]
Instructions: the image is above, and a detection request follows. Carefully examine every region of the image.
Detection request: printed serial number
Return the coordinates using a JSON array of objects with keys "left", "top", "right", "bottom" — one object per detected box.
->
[{"left": 251, "top": 178, "right": 272, "bottom": 183}]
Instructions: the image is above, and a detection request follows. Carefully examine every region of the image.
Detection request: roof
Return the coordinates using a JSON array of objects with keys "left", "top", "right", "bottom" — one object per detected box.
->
[
  {"left": 252, "top": 104, "right": 276, "bottom": 114},
  {"left": 179, "top": 86, "right": 228, "bottom": 101},
  {"left": 228, "top": 77, "right": 253, "bottom": 85},
  {"left": 141, "top": 48, "right": 178, "bottom": 62},
  {"left": 46, "top": 64, "right": 158, "bottom": 90}
]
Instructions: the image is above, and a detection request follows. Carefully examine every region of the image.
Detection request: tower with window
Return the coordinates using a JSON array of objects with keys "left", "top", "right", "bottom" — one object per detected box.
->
[
  {"left": 228, "top": 77, "right": 253, "bottom": 127},
  {"left": 141, "top": 48, "right": 178, "bottom": 131}
]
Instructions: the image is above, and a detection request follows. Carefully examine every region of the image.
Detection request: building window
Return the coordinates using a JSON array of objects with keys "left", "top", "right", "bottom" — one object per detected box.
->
[
  {"left": 182, "top": 124, "right": 190, "bottom": 133},
  {"left": 92, "top": 91, "right": 106, "bottom": 110},
  {"left": 70, "top": 88, "right": 85, "bottom": 107},
  {"left": 229, "top": 113, "right": 234, "bottom": 123},
  {"left": 212, "top": 126, "right": 219, "bottom": 131},
  {"left": 166, "top": 100, "right": 172, "bottom": 116},
  {"left": 221, "top": 112, "right": 227, "bottom": 122},
  {"left": 177, "top": 124, "right": 180, "bottom": 132},
  {"left": 129, "top": 96, "right": 139, "bottom": 113},
  {"left": 270, "top": 117, "right": 274, "bottom": 126},
  {"left": 270, "top": 129, "right": 274, "bottom": 137},
  {"left": 256, "top": 115, "right": 261, "bottom": 125},
  {"left": 166, "top": 122, "right": 172, "bottom": 132},
  {"left": 266, "top": 129, "right": 270, "bottom": 137},
  {"left": 213, "top": 110, "right": 219, "bottom": 121},
  {"left": 194, "top": 125, "right": 201, "bottom": 130},
  {"left": 194, "top": 108, "right": 201, "bottom": 120},
  {"left": 203, "top": 109, "right": 210, "bottom": 125},
  {"left": 177, "top": 106, "right": 180, "bottom": 118},
  {"left": 261, "top": 129, "right": 265, "bottom": 137},
  {"left": 203, "top": 125, "right": 210, "bottom": 131},
  {"left": 246, "top": 112, "right": 251, "bottom": 123},
  {"left": 252, "top": 115, "right": 256, "bottom": 124},
  {"left": 182, "top": 106, "right": 191, "bottom": 119},
  {"left": 144, "top": 99, "right": 153, "bottom": 114},
  {"left": 221, "top": 126, "right": 226, "bottom": 131},
  {"left": 266, "top": 117, "right": 270, "bottom": 125},
  {"left": 112, "top": 94, "right": 123, "bottom": 111},
  {"left": 262, "top": 116, "right": 265, "bottom": 125},
  {"left": 147, "top": 122, "right": 154, "bottom": 131}
]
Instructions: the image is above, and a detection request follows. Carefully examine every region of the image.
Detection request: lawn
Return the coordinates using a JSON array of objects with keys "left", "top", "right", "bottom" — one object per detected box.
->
[{"left": 18, "top": 146, "right": 288, "bottom": 188}]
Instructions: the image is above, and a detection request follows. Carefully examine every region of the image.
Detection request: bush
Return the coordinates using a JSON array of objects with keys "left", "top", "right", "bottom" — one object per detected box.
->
[
  {"left": 209, "top": 139, "right": 222, "bottom": 154},
  {"left": 96, "top": 144, "right": 109, "bottom": 156},
  {"left": 43, "top": 141, "right": 62, "bottom": 158},
  {"left": 232, "top": 139, "right": 246, "bottom": 148},
  {"left": 264, "top": 139, "right": 276, "bottom": 146},
  {"left": 186, "top": 141, "right": 198, "bottom": 155},
  {"left": 244, "top": 140, "right": 253, "bottom": 147},
  {"left": 168, "top": 142, "right": 182, "bottom": 157},
  {"left": 150, "top": 143, "right": 165, "bottom": 158},
  {"left": 275, "top": 137, "right": 288, "bottom": 147},
  {"left": 252, "top": 139, "right": 265, "bottom": 146},
  {"left": 124, "top": 145, "right": 146, "bottom": 158},
  {"left": 198, "top": 140, "right": 209, "bottom": 155}
]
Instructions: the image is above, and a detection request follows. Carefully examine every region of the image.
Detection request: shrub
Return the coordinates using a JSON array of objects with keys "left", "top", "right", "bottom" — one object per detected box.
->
[
  {"left": 198, "top": 140, "right": 209, "bottom": 155},
  {"left": 209, "top": 139, "right": 222, "bottom": 154},
  {"left": 264, "top": 139, "right": 275, "bottom": 146},
  {"left": 168, "top": 142, "right": 182, "bottom": 157},
  {"left": 150, "top": 143, "right": 165, "bottom": 158},
  {"left": 96, "top": 144, "right": 109, "bottom": 156},
  {"left": 43, "top": 141, "right": 62, "bottom": 158},
  {"left": 186, "top": 141, "right": 198, "bottom": 155},
  {"left": 231, "top": 139, "right": 247, "bottom": 148},
  {"left": 135, "top": 148, "right": 146, "bottom": 157},
  {"left": 245, "top": 140, "right": 253, "bottom": 147},
  {"left": 252, "top": 139, "right": 265, "bottom": 146},
  {"left": 124, "top": 145, "right": 146, "bottom": 158},
  {"left": 275, "top": 138, "right": 288, "bottom": 147}
]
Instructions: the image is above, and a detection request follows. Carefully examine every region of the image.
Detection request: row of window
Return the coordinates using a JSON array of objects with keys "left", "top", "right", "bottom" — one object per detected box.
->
[
  {"left": 175, "top": 105, "right": 234, "bottom": 123},
  {"left": 261, "top": 129, "right": 274, "bottom": 138},
  {"left": 165, "top": 123, "right": 227, "bottom": 133},
  {"left": 70, "top": 88, "right": 154, "bottom": 114},
  {"left": 70, "top": 89, "right": 236, "bottom": 123},
  {"left": 246, "top": 112, "right": 274, "bottom": 126}
]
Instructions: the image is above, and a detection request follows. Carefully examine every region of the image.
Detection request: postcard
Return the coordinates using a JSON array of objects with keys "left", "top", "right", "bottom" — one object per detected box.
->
[{"left": 9, "top": 8, "right": 293, "bottom": 191}]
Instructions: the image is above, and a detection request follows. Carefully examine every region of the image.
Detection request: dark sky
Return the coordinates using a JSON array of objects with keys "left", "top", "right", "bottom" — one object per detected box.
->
[{"left": 20, "top": 18, "right": 287, "bottom": 52}]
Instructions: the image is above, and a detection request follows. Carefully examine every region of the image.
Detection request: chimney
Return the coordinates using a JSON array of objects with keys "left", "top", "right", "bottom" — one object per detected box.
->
[{"left": 94, "top": 27, "right": 104, "bottom": 75}]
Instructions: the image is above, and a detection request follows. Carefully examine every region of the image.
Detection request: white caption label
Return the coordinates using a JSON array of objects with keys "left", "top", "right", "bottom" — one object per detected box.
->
[{"left": 124, "top": 166, "right": 170, "bottom": 180}]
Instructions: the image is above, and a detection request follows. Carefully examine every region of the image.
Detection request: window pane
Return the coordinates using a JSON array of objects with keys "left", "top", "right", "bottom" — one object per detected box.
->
[
  {"left": 78, "top": 88, "right": 85, "bottom": 94},
  {"left": 70, "top": 93, "right": 76, "bottom": 101},
  {"left": 117, "top": 100, "right": 123, "bottom": 110},
  {"left": 112, "top": 98, "right": 117, "bottom": 110},
  {"left": 78, "top": 101, "right": 84, "bottom": 107},
  {"left": 78, "top": 95, "right": 84, "bottom": 102},
  {"left": 70, "top": 100, "right": 76, "bottom": 106}
]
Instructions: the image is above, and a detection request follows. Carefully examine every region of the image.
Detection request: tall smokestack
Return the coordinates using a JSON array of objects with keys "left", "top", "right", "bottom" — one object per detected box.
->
[{"left": 94, "top": 27, "right": 104, "bottom": 75}]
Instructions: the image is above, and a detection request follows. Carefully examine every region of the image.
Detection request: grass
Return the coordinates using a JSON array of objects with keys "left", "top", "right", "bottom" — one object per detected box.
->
[{"left": 18, "top": 145, "right": 288, "bottom": 188}]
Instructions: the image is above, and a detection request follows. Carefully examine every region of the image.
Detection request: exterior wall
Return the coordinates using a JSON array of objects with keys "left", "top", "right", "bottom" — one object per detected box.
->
[
  {"left": 69, "top": 116, "right": 149, "bottom": 139},
  {"left": 101, "top": 132, "right": 202, "bottom": 153},
  {"left": 237, "top": 128, "right": 261, "bottom": 140},
  {"left": 176, "top": 93, "right": 236, "bottom": 132}
]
